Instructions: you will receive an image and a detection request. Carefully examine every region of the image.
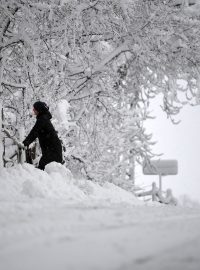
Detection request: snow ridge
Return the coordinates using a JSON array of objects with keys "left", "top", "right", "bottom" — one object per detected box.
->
[{"left": 0, "top": 162, "right": 142, "bottom": 206}]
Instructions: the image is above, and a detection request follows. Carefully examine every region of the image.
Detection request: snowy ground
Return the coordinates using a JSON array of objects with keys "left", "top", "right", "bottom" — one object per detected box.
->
[{"left": 0, "top": 163, "right": 200, "bottom": 270}]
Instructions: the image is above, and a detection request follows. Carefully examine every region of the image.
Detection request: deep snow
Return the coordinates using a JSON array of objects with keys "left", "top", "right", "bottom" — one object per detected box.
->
[{"left": 0, "top": 163, "right": 200, "bottom": 270}]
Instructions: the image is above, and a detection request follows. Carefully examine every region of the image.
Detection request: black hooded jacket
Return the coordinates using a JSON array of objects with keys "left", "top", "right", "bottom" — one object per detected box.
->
[{"left": 23, "top": 111, "right": 62, "bottom": 161}]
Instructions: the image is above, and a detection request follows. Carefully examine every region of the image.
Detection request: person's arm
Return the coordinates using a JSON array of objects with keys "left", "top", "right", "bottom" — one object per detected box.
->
[{"left": 23, "top": 120, "right": 40, "bottom": 147}]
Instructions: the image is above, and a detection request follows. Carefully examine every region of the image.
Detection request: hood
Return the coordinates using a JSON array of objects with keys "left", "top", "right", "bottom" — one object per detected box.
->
[{"left": 37, "top": 111, "right": 52, "bottom": 120}]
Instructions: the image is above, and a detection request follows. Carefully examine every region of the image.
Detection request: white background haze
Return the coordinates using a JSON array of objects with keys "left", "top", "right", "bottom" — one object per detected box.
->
[{"left": 137, "top": 97, "right": 200, "bottom": 202}]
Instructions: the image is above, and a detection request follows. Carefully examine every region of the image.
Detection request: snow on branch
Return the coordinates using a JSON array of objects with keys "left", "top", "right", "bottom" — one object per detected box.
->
[
  {"left": 69, "top": 41, "right": 134, "bottom": 80},
  {"left": 0, "top": 38, "right": 24, "bottom": 52},
  {"left": 171, "top": 0, "right": 197, "bottom": 6},
  {"left": 93, "top": 42, "right": 132, "bottom": 74},
  {"left": 3, "top": 129, "right": 21, "bottom": 147},
  {"left": 0, "top": 7, "right": 19, "bottom": 38},
  {"left": 70, "top": 42, "right": 138, "bottom": 93},
  {"left": 28, "top": 3, "right": 56, "bottom": 10},
  {"left": 2, "top": 81, "right": 26, "bottom": 89},
  {"left": 184, "top": 1, "right": 200, "bottom": 16}
]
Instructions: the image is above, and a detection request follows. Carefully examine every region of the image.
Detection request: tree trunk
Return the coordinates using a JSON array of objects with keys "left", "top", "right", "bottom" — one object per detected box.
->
[
  {"left": 0, "top": 56, "right": 4, "bottom": 168},
  {"left": 128, "top": 155, "right": 135, "bottom": 185},
  {"left": 0, "top": 99, "right": 3, "bottom": 168}
]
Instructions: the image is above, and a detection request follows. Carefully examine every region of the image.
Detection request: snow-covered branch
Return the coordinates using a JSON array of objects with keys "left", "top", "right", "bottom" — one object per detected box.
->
[
  {"left": 2, "top": 81, "right": 26, "bottom": 89},
  {"left": 93, "top": 42, "right": 132, "bottom": 74},
  {"left": 3, "top": 129, "right": 21, "bottom": 147},
  {"left": 0, "top": 38, "right": 24, "bottom": 52}
]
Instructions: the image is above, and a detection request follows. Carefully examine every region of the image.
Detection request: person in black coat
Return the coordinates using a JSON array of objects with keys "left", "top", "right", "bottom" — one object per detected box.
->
[{"left": 23, "top": 101, "right": 63, "bottom": 170}]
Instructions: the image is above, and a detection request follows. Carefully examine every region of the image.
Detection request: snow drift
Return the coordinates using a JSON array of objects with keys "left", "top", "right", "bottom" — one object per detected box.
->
[{"left": 0, "top": 162, "right": 142, "bottom": 206}]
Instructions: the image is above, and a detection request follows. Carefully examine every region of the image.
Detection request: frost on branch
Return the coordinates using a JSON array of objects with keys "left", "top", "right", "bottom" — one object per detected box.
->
[{"left": 0, "top": 0, "right": 200, "bottom": 184}]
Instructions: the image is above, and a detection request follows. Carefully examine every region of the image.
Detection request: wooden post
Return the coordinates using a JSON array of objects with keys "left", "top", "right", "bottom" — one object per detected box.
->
[{"left": 19, "top": 126, "right": 25, "bottom": 164}]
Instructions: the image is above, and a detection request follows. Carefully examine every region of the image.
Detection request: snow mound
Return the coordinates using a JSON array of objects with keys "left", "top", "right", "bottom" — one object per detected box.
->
[
  {"left": 178, "top": 194, "right": 200, "bottom": 208},
  {"left": 0, "top": 163, "right": 142, "bottom": 206},
  {"left": 45, "top": 162, "right": 73, "bottom": 183}
]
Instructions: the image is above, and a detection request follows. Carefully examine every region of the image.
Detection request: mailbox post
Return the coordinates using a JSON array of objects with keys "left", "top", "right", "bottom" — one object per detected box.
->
[
  {"left": 143, "top": 159, "right": 178, "bottom": 192},
  {"left": 159, "top": 174, "right": 162, "bottom": 192}
]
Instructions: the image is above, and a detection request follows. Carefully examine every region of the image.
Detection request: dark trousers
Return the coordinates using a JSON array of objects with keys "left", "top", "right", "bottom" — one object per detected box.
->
[{"left": 38, "top": 152, "right": 63, "bottom": 170}]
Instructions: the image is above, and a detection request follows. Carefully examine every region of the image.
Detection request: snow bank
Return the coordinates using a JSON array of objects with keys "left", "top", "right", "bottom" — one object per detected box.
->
[
  {"left": 0, "top": 163, "right": 142, "bottom": 206},
  {"left": 178, "top": 194, "right": 200, "bottom": 208}
]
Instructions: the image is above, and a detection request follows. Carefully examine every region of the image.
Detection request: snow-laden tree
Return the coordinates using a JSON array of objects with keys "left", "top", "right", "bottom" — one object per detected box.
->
[{"left": 1, "top": 0, "right": 200, "bottom": 184}]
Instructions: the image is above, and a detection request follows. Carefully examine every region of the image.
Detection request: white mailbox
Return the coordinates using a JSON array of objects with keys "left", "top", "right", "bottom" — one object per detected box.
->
[
  {"left": 143, "top": 159, "right": 178, "bottom": 192},
  {"left": 143, "top": 159, "right": 178, "bottom": 176}
]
